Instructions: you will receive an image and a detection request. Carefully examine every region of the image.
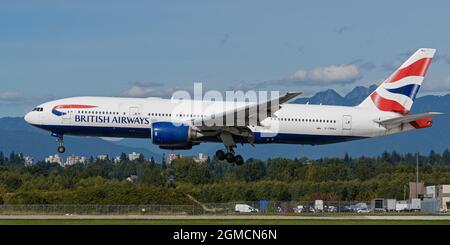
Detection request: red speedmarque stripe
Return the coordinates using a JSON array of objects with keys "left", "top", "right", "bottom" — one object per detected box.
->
[
  {"left": 370, "top": 91, "right": 408, "bottom": 114},
  {"left": 385, "top": 57, "right": 432, "bottom": 83},
  {"left": 54, "top": 104, "right": 97, "bottom": 109}
]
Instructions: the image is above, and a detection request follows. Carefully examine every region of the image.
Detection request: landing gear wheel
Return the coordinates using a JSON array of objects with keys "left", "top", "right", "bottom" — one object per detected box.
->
[
  {"left": 225, "top": 152, "right": 235, "bottom": 163},
  {"left": 54, "top": 133, "right": 65, "bottom": 154},
  {"left": 215, "top": 150, "right": 225, "bottom": 161},
  {"left": 234, "top": 155, "right": 244, "bottom": 165},
  {"left": 57, "top": 146, "right": 66, "bottom": 153}
]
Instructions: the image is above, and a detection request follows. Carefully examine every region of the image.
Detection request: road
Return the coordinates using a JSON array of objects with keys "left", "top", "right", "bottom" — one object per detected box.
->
[{"left": 1, "top": 214, "right": 450, "bottom": 220}]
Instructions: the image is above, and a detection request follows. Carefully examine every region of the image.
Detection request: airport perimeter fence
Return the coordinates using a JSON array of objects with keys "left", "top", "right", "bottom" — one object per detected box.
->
[
  {"left": 0, "top": 201, "right": 376, "bottom": 216},
  {"left": 0, "top": 200, "right": 445, "bottom": 215}
]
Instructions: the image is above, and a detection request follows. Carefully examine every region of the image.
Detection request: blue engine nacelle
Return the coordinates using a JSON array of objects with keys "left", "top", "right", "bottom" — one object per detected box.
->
[{"left": 152, "top": 122, "right": 200, "bottom": 148}]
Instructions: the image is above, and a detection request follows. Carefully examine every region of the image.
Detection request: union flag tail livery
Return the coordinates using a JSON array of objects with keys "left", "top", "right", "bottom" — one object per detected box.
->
[
  {"left": 359, "top": 48, "right": 436, "bottom": 114},
  {"left": 24, "top": 48, "right": 442, "bottom": 164}
]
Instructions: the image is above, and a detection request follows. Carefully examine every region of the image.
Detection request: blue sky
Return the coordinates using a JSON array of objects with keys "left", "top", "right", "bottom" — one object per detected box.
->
[{"left": 1, "top": 0, "right": 450, "bottom": 117}]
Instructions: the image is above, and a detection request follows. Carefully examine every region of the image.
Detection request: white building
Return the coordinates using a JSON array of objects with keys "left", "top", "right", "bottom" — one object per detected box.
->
[
  {"left": 425, "top": 184, "right": 450, "bottom": 211},
  {"left": 45, "top": 154, "right": 62, "bottom": 166},
  {"left": 126, "top": 175, "right": 138, "bottom": 183},
  {"left": 165, "top": 152, "right": 181, "bottom": 165},
  {"left": 23, "top": 156, "right": 33, "bottom": 166},
  {"left": 441, "top": 185, "right": 450, "bottom": 211},
  {"left": 193, "top": 153, "right": 209, "bottom": 163},
  {"left": 128, "top": 152, "right": 142, "bottom": 161},
  {"left": 113, "top": 156, "right": 122, "bottom": 164},
  {"left": 65, "top": 155, "right": 86, "bottom": 166},
  {"left": 96, "top": 154, "right": 108, "bottom": 161}
]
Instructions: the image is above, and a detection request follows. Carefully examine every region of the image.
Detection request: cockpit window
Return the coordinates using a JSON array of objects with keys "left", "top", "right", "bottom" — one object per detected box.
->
[{"left": 32, "top": 107, "right": 44, "bottom": 112}]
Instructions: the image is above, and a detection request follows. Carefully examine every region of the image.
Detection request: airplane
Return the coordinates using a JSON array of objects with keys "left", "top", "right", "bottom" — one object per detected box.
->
[{"left": 24, "top": 48, "right": 441, "bottom": 165}]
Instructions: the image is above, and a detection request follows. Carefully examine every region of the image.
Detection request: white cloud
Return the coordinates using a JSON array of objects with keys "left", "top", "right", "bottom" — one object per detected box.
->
[
  {"left": 122, "top": 80, "right": 183, "bottom": 98},
  {"left": 334, "top": 25, "right": 352, "bottom": 35},
  {"left": 132, "top": 80, "right": 164, "bottom": 87},
  {"left": 0, "top": 92, "right": 23, "bottom": 102},
  {"left": 446, "top": 49, "right": 450, "bottom": 64},
  {"left": 289, "top": 64, "right": 361, "bottom": 85},
  {"left": 422, "top": 76, "right": 450, "bottom": 93}
]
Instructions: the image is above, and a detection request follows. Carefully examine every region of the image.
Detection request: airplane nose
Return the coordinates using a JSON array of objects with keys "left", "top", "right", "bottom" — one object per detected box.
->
[
  {"left": 24, "top": 112, "right": 37, "bottom": 125},
  {"left": 24, "top": 112, "right": 32, "bottom": 124}
]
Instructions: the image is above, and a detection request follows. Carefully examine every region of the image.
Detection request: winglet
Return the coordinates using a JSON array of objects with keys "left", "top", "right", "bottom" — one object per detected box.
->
[{"left": 279, "top": 92, "right": 301, "bottom": 104}]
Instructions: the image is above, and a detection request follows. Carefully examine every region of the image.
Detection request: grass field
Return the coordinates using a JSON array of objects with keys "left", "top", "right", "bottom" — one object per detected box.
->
[{"left": 1, "top": 219, "right": 450, "bottom": 225}]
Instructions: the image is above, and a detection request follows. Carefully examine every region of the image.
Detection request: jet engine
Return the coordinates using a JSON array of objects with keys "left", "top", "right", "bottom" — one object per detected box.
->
[{"left": 151, "top": 122, "right": 202, "bottom": 149}]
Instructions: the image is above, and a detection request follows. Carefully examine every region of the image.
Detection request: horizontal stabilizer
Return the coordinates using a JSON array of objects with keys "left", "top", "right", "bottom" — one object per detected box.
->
[{"left": 374, "top": 112, "right": 442, "bottom": 128}]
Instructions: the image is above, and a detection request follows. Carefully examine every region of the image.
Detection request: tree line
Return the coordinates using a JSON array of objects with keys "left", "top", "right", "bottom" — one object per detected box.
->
[{"left": 0, "top": 149, "right": 450, "bottom": 204}]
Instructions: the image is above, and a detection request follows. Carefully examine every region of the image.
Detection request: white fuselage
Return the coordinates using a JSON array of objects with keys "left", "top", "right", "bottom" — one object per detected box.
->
[{"left": 24, "top": 96, "right": 413, "bottom": 146}]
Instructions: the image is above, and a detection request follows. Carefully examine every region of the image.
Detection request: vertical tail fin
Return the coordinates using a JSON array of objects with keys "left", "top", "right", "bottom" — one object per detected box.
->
[{"left": 358, "top": 48, "right": 436, "bottom": 114}]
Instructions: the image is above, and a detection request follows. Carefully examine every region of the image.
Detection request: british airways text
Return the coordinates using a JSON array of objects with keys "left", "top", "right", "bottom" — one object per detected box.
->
[{"left": 74, "top": 115, "right": 150, "bottom": 124}]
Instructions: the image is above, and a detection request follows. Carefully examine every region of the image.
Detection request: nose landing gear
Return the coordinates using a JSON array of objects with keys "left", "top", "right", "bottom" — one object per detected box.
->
[
  {"left": 52, "top": 133, "right": 65, "bottom": 153},
  {"left": 57, "top": 145, "right": 66, "bottom": 154}
]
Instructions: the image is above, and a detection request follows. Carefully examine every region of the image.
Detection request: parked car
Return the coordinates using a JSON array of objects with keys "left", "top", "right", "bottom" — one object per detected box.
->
[
  {"left": 294, "top": 205, "right": 305, "bottom": 213},
  {"left": 356, "top": 208, "right": 370, "bottom": 213},
  {"left": 326, "top": 205, "right": 337, "bottom": 212},
  {"left": 235, "top": 204, "right": 258, "bottom": 213},
  {"left": 276, "top": 206, "right": 295, "bottom": 213},
  {"left": 347, "top": 202, "right": 368, "bottom": 213}
]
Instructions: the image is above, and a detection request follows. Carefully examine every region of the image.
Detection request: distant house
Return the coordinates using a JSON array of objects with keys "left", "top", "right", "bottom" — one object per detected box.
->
[
  {"left": 113, "top": 156, "right": 121, "bottom": 164},
  {"left": 96, "top": 154, "right": 108, "bottom": 161},
  {"left": 193, "top": 153, "right": 209, "bottom": 163},
  {"left": 126, "top": 175, "right": 138, "bottom": 183},
  {"left": 409, "top": 182, "right": 425, "bottom": 199},
  {"left": 128, "top": 152, "right": 142, "bottom": 161},
  {"left": 65, "top": 155, "right": 86, "bottom": 166},
  {"left": 45, "top": 154, "right": 62, "bottom": 166},
  {"left": 165, "top": 152, "right": 181, "bottom": 165},
  {"left": 23, "top": 155, "right": 33, "bottom": 166}
]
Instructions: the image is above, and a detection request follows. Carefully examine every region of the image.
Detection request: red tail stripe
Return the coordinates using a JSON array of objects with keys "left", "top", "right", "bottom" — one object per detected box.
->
[
  {"left": 385, "top": 57, "right": 432, "bottom": 83},
  {"left": 370, "top": 91, "right": 408, "bottom": 114}
]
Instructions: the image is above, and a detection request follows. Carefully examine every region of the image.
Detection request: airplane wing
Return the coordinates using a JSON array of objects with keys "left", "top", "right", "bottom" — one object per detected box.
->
[
  {"left": 192, "top": 92, "right": 301, "bottom": 127},
  {"left": 374, "top": 112, "right": 443, "bottom": 129},
  {"left": 189, "top": 92, "right": 301, "bottom": 146}
]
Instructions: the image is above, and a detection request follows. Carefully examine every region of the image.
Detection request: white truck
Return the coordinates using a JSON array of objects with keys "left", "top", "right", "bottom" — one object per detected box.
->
[
  {"left": 396, "top": 201, "right": 410, "bottom": 212},
  {"left": 314, "top": 200, "right": 324, "bottom": 212},
  {"left": 235, "top": 204, "right": 259, "bottom": 213},
  {"left": 410, "top": 198, "right": 421, "bottom": 212},
  {"left": 386, "top": 199, "right": 396, "bottom": 212}
]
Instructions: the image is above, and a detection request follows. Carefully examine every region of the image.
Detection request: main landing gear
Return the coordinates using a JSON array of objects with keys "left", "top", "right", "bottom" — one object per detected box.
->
[
  {"left": 216, "top": 131, "right": 244, "bottom": 165},
  {"left": 215, "top": 149, "right": 244, "bottom": 166},
  {"left": 52, "top": 133, "right": 65, "bottom": 153}
]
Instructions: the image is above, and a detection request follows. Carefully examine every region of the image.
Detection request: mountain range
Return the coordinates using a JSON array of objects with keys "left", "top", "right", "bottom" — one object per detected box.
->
[
  {"left": 1, "top": 85, "right": 449, "bottom": 161},
  {"left": 0, "top": 117, "right": 160, "bottom": 161}
]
